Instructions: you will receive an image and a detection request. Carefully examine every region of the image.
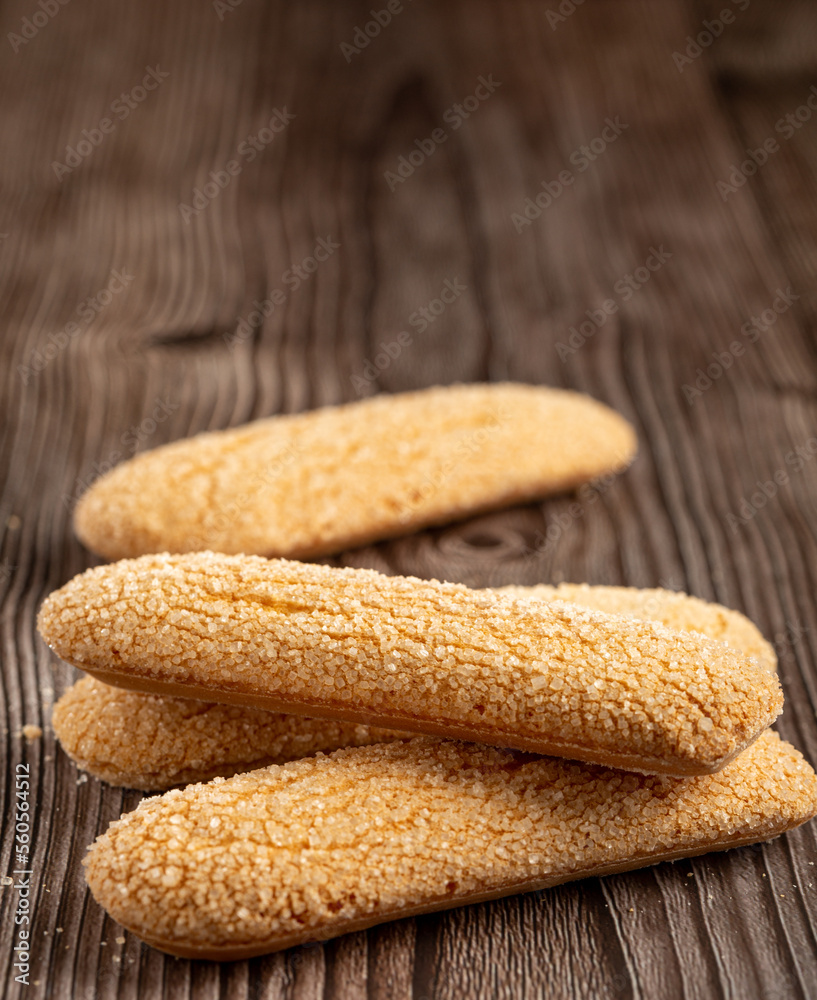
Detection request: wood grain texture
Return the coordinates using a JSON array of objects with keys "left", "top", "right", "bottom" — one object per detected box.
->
[{"left": 1, "top": 0, "right": 816, "bottom": 997}]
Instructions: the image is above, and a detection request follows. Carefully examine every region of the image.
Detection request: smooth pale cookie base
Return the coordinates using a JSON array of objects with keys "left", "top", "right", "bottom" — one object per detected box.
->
[
  {"left": 52, "top": 583, "right": 776, "bottom": 790},
  {"left": 38, "top": 554, "right": 783, "bottom": 778},
  {"left": 73, "top": 383, "right": 637, "bottom": 561},
  {"left": 84, "top": 732, "right": 817, "bottom": 961}
]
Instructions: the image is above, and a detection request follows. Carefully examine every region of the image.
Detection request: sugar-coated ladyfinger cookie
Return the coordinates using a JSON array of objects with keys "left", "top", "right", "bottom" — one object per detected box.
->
[
  {"left": 38, "top": 553, "right": 782, "bottom": 776},
  {"left": 52, "top": 676, "right": 407, "bottom": 790},
  {"left": 498, "top": 583, "right": 777, "bottom": 673},
  {"left": 73, "top": 383, "right": 636, "bottom": 561},
  {"left": 53, "top": 583, "right": 776, "bottom": 790},
  {"left": 84, "top": 731, "right": 817, "bottom": 960}
]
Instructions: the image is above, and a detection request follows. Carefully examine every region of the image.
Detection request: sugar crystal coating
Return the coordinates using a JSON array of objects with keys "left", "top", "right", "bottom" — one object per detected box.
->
[
  {"left": 84, "top": 731, "right": 817, "bottom": 959},
  {"left": 53, "top": 583, "right": 777, "bottom": 789},
  {"left": 73, "top": 383, "right": 637, "bottom": 560},
  {"left": 52, "top": 676, "right": 407, "bottom": 790},
  {"left": 499, "top": 583, "right": 777, "bottom": 673},
  {"left": 38, "top": 553, "right": 783, "bottom": 776}
]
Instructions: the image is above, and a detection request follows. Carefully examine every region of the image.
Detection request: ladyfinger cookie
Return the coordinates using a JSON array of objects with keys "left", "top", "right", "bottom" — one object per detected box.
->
[
  {"left": 73, "top": 383, "right": 636, "bottom": 561},
  {"left": 38, "top": 553, "right": 783, "bottom": 776},
  {"left": 53, "top": 583, "right": 775, "bottom": 790},
  {"left": 84, "top": 731, "right": 817, "bottom": 960},
  {"left": 498, "top": 583, "right": 777, "bottom": 673},
  {"left": 52, "top": 675, "right": 407, "bottom": 790}
]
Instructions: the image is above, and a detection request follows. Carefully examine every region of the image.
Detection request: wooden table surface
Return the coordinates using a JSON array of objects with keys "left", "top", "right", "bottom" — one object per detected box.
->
[{"left": 2, "top": 0, "right": 817, "bottom": 997}]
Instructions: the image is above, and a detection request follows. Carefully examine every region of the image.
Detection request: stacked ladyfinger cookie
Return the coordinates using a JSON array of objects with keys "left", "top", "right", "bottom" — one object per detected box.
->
[{"left": 37, "top": 383, "right": 817, "bottom": 961}]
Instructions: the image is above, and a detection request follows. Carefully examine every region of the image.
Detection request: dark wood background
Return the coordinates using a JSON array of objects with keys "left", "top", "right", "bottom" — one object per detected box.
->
[{"left": 2, "top": 0, "right": 817, "bottom": 997}]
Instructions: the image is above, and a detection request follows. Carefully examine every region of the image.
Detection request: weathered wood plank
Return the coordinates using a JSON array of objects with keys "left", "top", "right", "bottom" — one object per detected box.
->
[{"left": 1, "top": 0, "right": 816, "bottom": 997}]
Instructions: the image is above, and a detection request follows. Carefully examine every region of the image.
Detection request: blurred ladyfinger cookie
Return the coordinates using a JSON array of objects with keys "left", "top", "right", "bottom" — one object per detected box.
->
[
  {"left": 498, "top": 583, "right": 777, "bottom": 672},
  {"left": 52, "top": 675, "right": 407, "bottom": 790},
  {"left": 53, "top": 583, "right": 775, "bottom": 790},
  {"left": 73, "top": 383, "right": 636, "bottom": 561},
  {"left": 84, "top": 731, "right": 817, "bottom": 960},
  {"left": 38, "top": 553, "right": 782, "bottom": 777}
]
